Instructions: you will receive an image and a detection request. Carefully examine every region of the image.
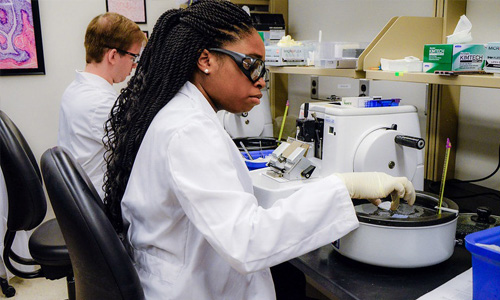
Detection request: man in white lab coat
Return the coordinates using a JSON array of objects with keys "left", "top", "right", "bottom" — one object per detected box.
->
[
  {"left": 58, "top": 12, "right": 147, "bottom": 199},
  {"left": 102, "top": 1, "right": 416, "bottom": 299}
]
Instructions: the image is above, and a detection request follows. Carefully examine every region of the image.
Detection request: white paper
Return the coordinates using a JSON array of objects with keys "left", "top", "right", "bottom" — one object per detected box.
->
[
  {"left": 447, "top": 15, "right": 473, "bottom": 44},
  {"left": 417, "top": 268, "right": 472, "bottom": 300}
]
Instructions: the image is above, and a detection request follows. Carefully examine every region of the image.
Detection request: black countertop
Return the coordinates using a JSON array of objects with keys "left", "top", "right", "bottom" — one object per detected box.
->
[{"left": 290, "top": 245, "right": 472, "bottom": 300}]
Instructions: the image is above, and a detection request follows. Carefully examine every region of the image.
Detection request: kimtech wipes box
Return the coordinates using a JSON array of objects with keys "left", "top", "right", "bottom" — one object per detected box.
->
[
  {"left": 423, "top": 44, "right": 486, "bottom": 73},
  {"left": 423, "top": 44, "right": 453, "bottom": 73},
  {"left": 452, "top": 44, "right": 486, "bottom": 71}
]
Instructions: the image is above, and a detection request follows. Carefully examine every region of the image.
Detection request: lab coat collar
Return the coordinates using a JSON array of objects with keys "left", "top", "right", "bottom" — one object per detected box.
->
[
  {"left": 74, "top": 70, "right": 117, "bottom": 95},
  {"left": 180, "top": 81, "right": 219, "bottom": 120}
]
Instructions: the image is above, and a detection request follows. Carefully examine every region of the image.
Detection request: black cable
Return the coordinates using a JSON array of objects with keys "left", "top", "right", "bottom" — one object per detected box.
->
[{"left": 457, "top": 143, "right": 500, "bottom": 183}]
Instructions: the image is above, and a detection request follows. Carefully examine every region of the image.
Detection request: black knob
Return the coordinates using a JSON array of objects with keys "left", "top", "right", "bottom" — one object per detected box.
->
[
  {"left": 471, "top": 206, "right": 495, "bottom": 224},
  {"left": 301, "top": 165, "right": 316, "bottom": 179},
  {"left": 395, "top": 135, "right": 425, "bottom": 150}
]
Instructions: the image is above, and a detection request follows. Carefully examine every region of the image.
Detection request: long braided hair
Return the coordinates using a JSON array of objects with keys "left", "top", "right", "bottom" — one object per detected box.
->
[{"left": 103, "top": 0, "right": 254, "bottom": 233}]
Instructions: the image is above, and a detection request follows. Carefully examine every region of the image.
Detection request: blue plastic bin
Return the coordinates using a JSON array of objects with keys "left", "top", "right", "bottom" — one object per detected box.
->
[
  {"left": 465, "top": 226, "right": 500, "bottom": 300},
  {"left": 241, "top": 149, "right": 273, "bottom": 170}
]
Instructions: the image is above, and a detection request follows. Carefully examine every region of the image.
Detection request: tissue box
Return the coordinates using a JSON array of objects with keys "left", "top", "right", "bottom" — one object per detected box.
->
[
  {"left": 423, "top": 44, "right": 453, "bottom": 73},
  {"left": 423, "top": 44, "right": 486, "bottom": 73},
  {"left": 465, "top": 226, "right": 500, "bottom": 300},
  {"left": 484, "top": 42, "right": 500, "bottom": 74},
  {"left": 452, "top": 44, "right": 486, "bottom": 71},
  {"left": 265, "top": 45, "right": 307, "bottom": 66}
]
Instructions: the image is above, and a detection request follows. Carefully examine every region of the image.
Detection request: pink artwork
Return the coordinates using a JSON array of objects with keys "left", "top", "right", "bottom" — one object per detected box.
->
[
  {"left": 106, "top": 0, "right": 147, "bottom": 24},
  {"left": 0, "top": 0, "right": 45, "bottom": 75}
]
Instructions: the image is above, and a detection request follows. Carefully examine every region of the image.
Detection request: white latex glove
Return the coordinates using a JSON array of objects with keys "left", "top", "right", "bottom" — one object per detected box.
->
[{"left": 334, "top": 172, "right": 416, "bottom": 209}]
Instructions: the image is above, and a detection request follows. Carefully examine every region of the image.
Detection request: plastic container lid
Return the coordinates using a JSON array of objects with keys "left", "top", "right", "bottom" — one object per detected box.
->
[
  {"left": 353, "top": 191, "right": 458, "bottom": 227},
  {"left": 465, "top": 226, "right": 500, "bottom": 300}
]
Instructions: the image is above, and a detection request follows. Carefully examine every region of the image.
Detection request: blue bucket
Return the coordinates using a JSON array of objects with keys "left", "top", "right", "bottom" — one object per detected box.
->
[{"left": 241, "top": 149, "right": 274, "bottom": 170}]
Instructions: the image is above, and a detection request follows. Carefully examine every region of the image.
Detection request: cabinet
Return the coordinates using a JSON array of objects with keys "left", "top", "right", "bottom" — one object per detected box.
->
[
  {"left": 268, "top": 0, "right": 498, "bottom": 182},
  {"left": 230, "top": 0, "right": 288, "bottom": 28}
]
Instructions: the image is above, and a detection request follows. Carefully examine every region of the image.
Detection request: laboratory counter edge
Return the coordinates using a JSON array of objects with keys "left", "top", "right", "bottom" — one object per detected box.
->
[{"left": 290, "top": 244, "right": 471, "bottom": 300}]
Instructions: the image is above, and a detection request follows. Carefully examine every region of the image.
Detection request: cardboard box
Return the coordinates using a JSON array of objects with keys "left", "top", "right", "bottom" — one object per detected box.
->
[
  {"left": 423, "top": 44, "right": 485, "bottom": 72},
  {"left": 484, "top": 42, "right": 500, "bottom": 74},
  {"left": 452, "top": 44, "right": 486, "bottom": 71},
  {"left": 423, "top": 44, "right": 453, "bottom": 73},
  {"left": 265, "top": 45, "right": 307, "bottom": 66}
]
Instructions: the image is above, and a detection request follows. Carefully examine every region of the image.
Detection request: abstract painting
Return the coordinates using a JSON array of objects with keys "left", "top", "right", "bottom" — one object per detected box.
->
[
  {"left": 0, "top": 0, "right": 45, "bottom": 76},
  {"left": 106, "top": 0, "right": 147, "bottom": 24}
]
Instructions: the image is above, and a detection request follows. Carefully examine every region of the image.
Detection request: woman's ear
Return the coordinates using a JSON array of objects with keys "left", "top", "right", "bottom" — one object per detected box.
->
[{"left": 197, "top": 49, "right": 212, "bottom": 74}]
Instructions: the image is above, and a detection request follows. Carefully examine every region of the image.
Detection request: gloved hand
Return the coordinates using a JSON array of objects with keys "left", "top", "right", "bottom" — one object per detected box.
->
[{"left": 334, "top": 172, "right": 416, "bottom": 209}]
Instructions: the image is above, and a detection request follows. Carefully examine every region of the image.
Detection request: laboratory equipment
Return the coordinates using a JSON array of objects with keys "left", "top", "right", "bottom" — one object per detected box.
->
[
  {"left": 251, "top": 102, "right": 425, "bottom": 208},
  {"left": 248, "top": 102, "right": 462, "bottom": 268},
  {"left": 333, "top": 191, "right": 458, "bottom": 268},
  {"left": 217, "top": 87, "right": 273, "bottom": 139}
]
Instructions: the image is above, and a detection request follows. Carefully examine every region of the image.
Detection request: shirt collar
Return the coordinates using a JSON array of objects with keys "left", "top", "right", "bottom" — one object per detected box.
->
[{"left": 75, "top": 70, "right": 117, "bottom": 95}]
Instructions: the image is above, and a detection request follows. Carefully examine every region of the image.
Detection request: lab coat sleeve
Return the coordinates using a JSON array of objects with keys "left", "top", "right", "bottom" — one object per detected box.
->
[{"left": 166, "top": 119, "right": 359, "bottom": 274}]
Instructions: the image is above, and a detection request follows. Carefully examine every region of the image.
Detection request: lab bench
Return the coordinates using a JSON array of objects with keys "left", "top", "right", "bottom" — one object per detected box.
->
[{"left": 291, "top": 244, "right": 471, "bottom": 300}]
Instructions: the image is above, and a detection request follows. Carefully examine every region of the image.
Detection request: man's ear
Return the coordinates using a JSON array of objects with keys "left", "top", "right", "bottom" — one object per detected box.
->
[
  {"left": 106, "top": 48, "right": 119, "bottom": 66},
  {"left": 197, "top": 49, "right": 212, "bottom": 73}
]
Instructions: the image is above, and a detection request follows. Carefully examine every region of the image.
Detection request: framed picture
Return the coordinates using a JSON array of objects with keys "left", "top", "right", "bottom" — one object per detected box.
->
[
  {"left": 142, "top": 31, "right": 149, "bottom": 39},
  {"left": 0, "top": 0, "right": 46, "bottom": 76},
  {"left": 106, "top": 0, "right": 147, "bottom": 24}
]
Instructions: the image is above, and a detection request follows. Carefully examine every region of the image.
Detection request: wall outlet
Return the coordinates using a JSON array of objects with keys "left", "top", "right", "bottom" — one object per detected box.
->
[
  {"left": 359, "top": 79, "right": 370, "bottom": 96},
  {"left": 311, "top": 76, "right": 319, "bottom": 99}
]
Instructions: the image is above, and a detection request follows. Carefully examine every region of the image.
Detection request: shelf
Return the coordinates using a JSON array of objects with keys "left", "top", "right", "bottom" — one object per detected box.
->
[
  {"left": 231, "top": 0, "right": 269, "bottom": 6},
  {"left": 366, "top": 70, "right": 500, "bottom": 88},
  {"left": 268, "top": 66, "right": 364, "bottom": 78}
]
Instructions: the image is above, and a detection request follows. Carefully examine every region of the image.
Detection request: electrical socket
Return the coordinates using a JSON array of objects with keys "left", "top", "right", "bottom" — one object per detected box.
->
[
  {"left": 310, "top": 76, "right": 319, "bottom": 99},
  {"left": 359, "top": 79, "right": 370, "bottom": 96}
]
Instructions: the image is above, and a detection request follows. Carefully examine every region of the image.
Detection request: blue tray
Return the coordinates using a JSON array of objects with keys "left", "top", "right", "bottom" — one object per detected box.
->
[{"left": 241, "top": 150, "right": 273, "bottom": 170}]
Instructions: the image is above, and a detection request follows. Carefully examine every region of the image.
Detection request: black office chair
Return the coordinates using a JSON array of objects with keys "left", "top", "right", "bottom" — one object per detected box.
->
[
  {"left": 0, "top": 111, "right": 74, "bottom": 299},
  {"left": 41, "top": 146, "right": 145, "bottom": 300}
]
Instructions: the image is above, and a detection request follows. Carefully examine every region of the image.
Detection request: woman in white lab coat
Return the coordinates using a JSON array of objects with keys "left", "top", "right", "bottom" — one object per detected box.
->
[{"left": 102, "top": 1, "right": 415, "bottom": 299}]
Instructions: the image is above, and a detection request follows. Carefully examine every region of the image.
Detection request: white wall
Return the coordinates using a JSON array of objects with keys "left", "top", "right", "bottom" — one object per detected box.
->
[
  {"left": 287, "top": 0, "right": 500, "bottom": 191},
  {"left": 454, "top": 1, "right": 500, "bottom": 190}
]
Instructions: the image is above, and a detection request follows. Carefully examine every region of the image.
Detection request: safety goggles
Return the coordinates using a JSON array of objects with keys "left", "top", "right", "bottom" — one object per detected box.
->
[
  {"left": 208, "top": 48, "right": 266, "bottom": 83},
  {"left": 104, "top": 45, "right": 141, "bottom": 63}
]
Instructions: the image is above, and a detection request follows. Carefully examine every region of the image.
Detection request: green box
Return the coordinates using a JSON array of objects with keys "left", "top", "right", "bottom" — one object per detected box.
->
[{"left": 423, "top": 44, "right": 453, "bottom": 73}]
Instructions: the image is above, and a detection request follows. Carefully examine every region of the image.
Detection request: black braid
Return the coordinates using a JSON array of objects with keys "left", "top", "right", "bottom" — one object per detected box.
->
[{"left": 103, "top": 0, "right": 254, "bottom": 233}]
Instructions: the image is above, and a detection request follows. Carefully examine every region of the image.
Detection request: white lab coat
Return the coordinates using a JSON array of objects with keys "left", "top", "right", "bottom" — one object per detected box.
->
[
  {"left": 58, "top": 71, "right": 117, "bottom": 199},
  {"left": 121, "top": 82, "right": 359, "bottom": 300}
]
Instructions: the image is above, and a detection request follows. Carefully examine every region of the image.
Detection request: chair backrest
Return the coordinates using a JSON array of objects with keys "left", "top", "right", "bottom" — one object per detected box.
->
[
  {"left": 41, "top": 146, "right": 145, "bottom": 300},
  {"left": 0, "top": 110, "right": 46, "bottom": 231}
]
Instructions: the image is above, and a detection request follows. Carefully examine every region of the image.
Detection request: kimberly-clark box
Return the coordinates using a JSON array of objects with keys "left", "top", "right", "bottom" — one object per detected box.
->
[
  {"left": 484, "top": 42, "right": 500, "bottom": 74},
  {"left": 265, "top": 45, "right": 307, "bottom": 66},
  {"left": 423, "top": 44, "right": 485, "bottom": 73},
  {"left": 452, "top": 44, "right": 486, "bottom": 71},
  {"left": 423, "top": 44, "right": 453, "bottom": 73}
]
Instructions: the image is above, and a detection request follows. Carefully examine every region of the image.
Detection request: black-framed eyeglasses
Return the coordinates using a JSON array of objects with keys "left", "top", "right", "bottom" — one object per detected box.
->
[
  {"left": 208, "top": 48, "right": 266, "bottom": 83},
  {"left": 104, "top": 45, "right": 140, "bottom": 63}
]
